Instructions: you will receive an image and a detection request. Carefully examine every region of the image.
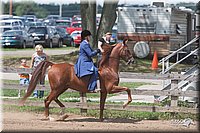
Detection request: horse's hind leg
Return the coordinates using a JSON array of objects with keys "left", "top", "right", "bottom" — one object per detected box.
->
[
  {"left": 44, "top": 94, "right": 54, "bottom": 119},
  {"left": 54, "top": 88, "right": 68, "bottom": 116},
  {"left": 54, "top": 99, "right": 65, "bottom": 114},
  {"left": 109, "top": 86, "right": 132, "bottom": 108}
]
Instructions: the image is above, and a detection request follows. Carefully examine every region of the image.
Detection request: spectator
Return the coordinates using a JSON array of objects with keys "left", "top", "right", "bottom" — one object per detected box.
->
[
  {"left": 18, "top": 59, "right": 30, "bottom": 97},
  {"left": 98, "top": 32, "right": 112, "bottom": 53},
  {"left": 30, "top": 44, "right": 49, "bottom": 98},
  {"left": 97, "top": 32, "right": 113, "bottom": 68}
]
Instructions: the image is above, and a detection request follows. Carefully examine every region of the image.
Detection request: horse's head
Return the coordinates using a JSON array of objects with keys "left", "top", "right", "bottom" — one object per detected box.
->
[{"left": 117, "top": 43, "right": 135, "bottom": 65}]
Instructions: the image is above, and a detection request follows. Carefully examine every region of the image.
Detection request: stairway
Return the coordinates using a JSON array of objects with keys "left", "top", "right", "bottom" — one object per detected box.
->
[{"left": 157, "top": 36, "right": 199, "bottom": 103}]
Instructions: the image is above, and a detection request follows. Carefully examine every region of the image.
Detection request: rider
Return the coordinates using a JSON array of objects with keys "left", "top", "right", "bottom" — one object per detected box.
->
[
  {"left": 74, "top": 30, "right": 101, "bottom": 92},
  {"left": 97, "top": 32, "right": 112, "bottom": 68}
]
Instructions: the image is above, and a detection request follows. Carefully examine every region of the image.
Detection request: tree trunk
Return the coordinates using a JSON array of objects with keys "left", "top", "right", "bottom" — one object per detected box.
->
[
  {"left": 80, "top": 0, "right": 119, "bottom": 48},
  {"left": 80, "top": 0, "right": 96, "bottom": 48},
  {"left": 97, "top": 0, "right": 119, "bottom": 41}
]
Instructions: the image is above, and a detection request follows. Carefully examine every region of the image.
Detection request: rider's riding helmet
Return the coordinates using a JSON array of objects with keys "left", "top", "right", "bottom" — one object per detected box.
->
[{"left": 81, "top": 30, "right": 92, "bottom": 40}]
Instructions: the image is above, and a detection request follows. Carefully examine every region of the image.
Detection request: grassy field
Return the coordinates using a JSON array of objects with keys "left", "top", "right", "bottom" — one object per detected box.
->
[
  {"left": 2, "top": 47, "right": 192, "bottom": 72},
  {"left": 2, "top": 48, "right": 197, "bottom": 120},
  {"left": 2, "top": 79, "right": 150, "bottom": 99},
  {"left": 2, "top": 46, "right": 75, "bottom": 51},
  {"left": 3, "top": 102, "right": 198, "bottom": 120},
  {"left": 2, "top": 79, "right": 198, "bottom": 120}
]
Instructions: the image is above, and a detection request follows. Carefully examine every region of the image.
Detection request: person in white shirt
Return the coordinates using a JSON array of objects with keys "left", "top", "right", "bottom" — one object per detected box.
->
[{"left": 97, "top": 32, "right": 112, "bottom": 67}]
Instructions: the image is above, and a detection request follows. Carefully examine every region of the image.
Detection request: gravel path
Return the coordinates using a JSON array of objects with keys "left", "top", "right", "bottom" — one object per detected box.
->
[{"left": 2, "top": 110, "right": 198, "bottom": 132}]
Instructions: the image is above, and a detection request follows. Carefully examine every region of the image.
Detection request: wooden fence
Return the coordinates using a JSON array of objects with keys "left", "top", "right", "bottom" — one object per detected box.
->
[{"left": 1, "top": 67, "right": 199, "bottom": 114}]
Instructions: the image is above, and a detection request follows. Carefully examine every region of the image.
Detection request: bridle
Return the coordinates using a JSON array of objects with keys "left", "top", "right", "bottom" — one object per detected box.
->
[{"left": 109, "top": 43, "right": 133, "bottom": 64}]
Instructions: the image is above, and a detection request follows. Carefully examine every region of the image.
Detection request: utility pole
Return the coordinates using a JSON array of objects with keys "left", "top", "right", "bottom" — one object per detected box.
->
[
  {"left": 0, "top": 1, "right": 2, "bottom": 15},
  {"left": 59, "top": 3, "right": 62, "bottom": 17},
  {"left": 9, "top": 0, "right": 12, "bottom": 15}
]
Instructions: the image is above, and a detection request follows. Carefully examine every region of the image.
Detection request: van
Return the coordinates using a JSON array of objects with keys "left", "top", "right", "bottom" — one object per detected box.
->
[
  {"left": 0, "top": 19, "right": 24, "bottom": 29},
  {"left": 0, "top": 26, "right": 21, "bottom": 36}
]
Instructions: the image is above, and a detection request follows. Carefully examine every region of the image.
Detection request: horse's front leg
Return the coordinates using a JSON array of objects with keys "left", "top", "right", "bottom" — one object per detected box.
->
[
  {"left": 109, "top": 86, "right": 132, "bottom": 108},
  {"left": 100, "top": 91, "right": 107, "bottom": 122}
]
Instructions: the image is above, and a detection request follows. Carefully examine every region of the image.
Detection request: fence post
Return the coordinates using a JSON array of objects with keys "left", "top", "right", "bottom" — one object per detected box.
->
[
  {"left": 80, "top": 92, "right": 87, "bottom": 113},
  {"left": 170, "top": 79, "right": 179, "bottom": 107}
]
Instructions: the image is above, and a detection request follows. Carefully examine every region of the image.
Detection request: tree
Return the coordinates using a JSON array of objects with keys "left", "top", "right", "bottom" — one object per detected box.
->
[
  {"left": 2, "top": 1, "right": 48, "bottom": 18},
  {"left": 97, "top": 0, "right": 119, "bottom": 44},
  {"left": 14, "top": 1, "right": 48, "bottom": 18},
  {"left": 80, "top": 0, "right": 119, "bottom": 48},
  {"left": 80, "top": 0, "right": 97, "bottom": 48}
]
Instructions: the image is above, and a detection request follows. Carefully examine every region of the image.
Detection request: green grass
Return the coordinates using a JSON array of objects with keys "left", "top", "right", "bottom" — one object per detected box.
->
[
  {"left": 2, "top": 81, "right": 198, "bottom": 121},
  {"left": 3, "top": 47, "right": 192, "bottom": 73},
  {"left": 1, "top": 46, "right": 76, "bottom": 51},
  {"left": 3, "top": 104, "right": 198, "bottom": 120},
  {"left": 2, "top": 79, "right": 148, "bottom": 99}
]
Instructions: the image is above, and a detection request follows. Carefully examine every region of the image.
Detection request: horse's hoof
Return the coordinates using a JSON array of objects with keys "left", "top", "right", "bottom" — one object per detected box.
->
[
  {"left": 56, "top": 114, "right": 69, "bottom": 121},
  {"left": 41, "top": 116, "right": 50, "bottom": 121},
  {"left": 123, "top": 102, "right": 128, "bottom": 108},
  {"left": 18, "top": 101, "right": 25, "bottom": 106},
  {"left": 123, "top": 100, "right": 132, "bottom": 108},
  {"left": 99, "top": 118, "right": 105, "bottom": 122},
  {"left": 49, "top": 116, "right": 55, "bottom": 121}
]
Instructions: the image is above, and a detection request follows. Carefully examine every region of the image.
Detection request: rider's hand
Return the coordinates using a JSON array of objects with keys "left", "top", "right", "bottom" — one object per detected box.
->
[{"left": 96, "top": 49, "right": 101, "bottom": 53}]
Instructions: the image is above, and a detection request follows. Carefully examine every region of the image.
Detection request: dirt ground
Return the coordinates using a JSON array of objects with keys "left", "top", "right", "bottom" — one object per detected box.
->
[{"left": 2, "top": 110, "right": 199, "bottom": 132}]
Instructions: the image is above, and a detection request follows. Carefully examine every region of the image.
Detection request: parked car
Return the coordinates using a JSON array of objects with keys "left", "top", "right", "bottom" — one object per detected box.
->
[
  {"left": 43, "top": 19, "right": 56, "bottom": 26},
  {"left": 3, "top": 16, "right": 26, "bottom": 29},
  {"left": 46, "top": 15, "right": 61, "bottom": 20},
  {"left": 56, "top": 27, "right": 74, "bottom": 47},
  {"left": 55, "top": 19, "right": 71, "bottom": 27},
  {"left": 70, "top": 30, "right": 81, "bottom": 47},
  {"left": 23, "top": 15, "right": 37, "bottom": 22},
  {"left": 27, "top": 21, "right": 44, "bottom": 28},
  {"left": 28, "top": 26, "right": 62, "bottom": 48},
  {"left": 0, "top": 30, "right": 35, "bottom": 48},
  {"left": 0, "top": 19, "right": 24, "bottom": 29},
  {"left": 72, "top": 15, "right": 81, "bottom": 22},
  {"left": 0, "top": 26, "right": 21, "bottom": 35},
  {"left": 71, "top": 21, "right": 82, "bottom": 27},
  {"left": 110, "top": 28, "right": 117, "bottom": 44},
  {"left": 61, "top": 17, "right": 72, "bottom": 22},
  {"left": 66, "top": 21, "right": 82, "bottom": 34}
]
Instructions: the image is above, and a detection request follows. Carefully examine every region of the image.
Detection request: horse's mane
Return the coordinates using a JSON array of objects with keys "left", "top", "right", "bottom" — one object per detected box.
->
[
  {"left": 99, "top": 43, "right": 116, "bottom": 68},
  {"left": 102, "top": 43, "right": 114, "bottom": 54}
]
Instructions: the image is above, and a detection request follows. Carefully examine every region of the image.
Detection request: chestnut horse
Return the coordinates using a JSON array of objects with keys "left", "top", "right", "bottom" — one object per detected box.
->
[{"left": 19, "top": 43, "right": 134, "bottom": 121}]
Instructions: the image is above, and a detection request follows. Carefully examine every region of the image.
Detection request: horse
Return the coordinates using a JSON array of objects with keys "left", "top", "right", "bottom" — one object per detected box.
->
[{"left": 19, "top": 42, "right": 134, "bottom": 122}]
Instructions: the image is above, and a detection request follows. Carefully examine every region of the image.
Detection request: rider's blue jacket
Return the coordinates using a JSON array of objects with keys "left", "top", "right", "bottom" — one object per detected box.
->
[{"left": 74, "top": 40, "right": 98, "bottom": 90}]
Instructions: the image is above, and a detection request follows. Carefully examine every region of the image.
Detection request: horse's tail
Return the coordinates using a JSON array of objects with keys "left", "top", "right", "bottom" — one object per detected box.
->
[{"left": 19, "top": 61, "right": 53, "bottom": 106}]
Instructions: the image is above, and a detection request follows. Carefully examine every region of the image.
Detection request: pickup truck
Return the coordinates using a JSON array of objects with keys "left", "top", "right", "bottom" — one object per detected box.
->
[{"left": 66, "top": 21, "right": 82, "bottom": 34}]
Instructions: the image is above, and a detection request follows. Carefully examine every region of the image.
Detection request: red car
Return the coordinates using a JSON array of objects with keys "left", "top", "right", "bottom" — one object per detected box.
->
[
  {"left": 72, "top": 15, "right": 81, "bottom": 22},
  {"left": 66, "top": 21, "right": 82, "bottom": 34},
  {"left": 70, "top": 30, "right": 81, "bottom": 47}
]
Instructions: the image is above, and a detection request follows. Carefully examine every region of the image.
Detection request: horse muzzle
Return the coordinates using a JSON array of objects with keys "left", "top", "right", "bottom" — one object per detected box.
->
[{"left": 126, "top": 57, "right": 135, "bottom": 65}]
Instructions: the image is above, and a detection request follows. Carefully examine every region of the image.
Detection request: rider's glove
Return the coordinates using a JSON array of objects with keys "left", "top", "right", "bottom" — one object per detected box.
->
[{"left": 96, "top": 49, "right": 101, "bottom": 53}]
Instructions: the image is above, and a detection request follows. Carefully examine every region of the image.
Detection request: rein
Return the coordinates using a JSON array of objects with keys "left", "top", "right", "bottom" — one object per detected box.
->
[{"left": 109, "top": 44, "right": 125, "bottom": 60}]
